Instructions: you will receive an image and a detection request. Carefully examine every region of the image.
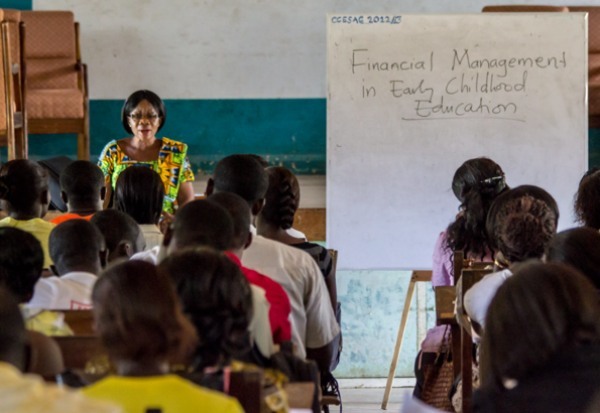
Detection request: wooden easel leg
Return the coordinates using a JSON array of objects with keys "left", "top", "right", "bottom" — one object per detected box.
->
[{"left": 381, "top": 273, "right": 417, "bottom": 410}]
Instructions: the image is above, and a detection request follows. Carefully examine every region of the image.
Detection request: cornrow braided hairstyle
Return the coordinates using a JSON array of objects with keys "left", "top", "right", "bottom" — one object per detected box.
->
[
  {"left": 493, "top": 194, "right": 557, "bottom": 263},
  {"left": 261, "top": 166, "right": 300, "bottom": 230}
]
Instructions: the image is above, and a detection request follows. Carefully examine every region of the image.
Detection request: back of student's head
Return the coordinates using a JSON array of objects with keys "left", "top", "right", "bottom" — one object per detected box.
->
[
  {"left": 49, "top": 220, "right": 105, "bottom": 275},
  {"left": 487, "top": 186, "right": 558, "bottom": 263},
  {"left": 260, "top": 166, "right": 300, "bottom": 230},
  {"left": 446, "top": 157, "right": 507, "bottom": 257},
  {"left": 114, "top": 166, "right": 164, "bottom": 225},
  {"left": 169, "top": 199, "right": 234, "bottom": 253},
  {"left": 480, "top": 261, "right": 600, "bottom": 391},
  {"left": 0, "top": 159, "right": 48, "bottom": 214},
  {"left": 59, "top": 160, "right": 104, "bottom": 206},
  {"left": 93, "top": 260, "right": 195, "bottom": 365},
  {"left": 0, "top": 227, "right": 43, "bottom": 302},
  {"left": 207, "top": 192, "right": 251, "bottom": 250},
  {"left": 90, "top": 209, "right": 144, "bottom": 262},
  {"left": 212, "top": 154, "right": 269, "bottom": 205},
  {"left": 0, "top": 288, "right": 27, "bottom": 370},
  {"left": 574, "top": 168, "right": 600, "bottom": 229},
  {"left": 545, "top": 227, "right": 600, "bottom": 290},
  {"left": 159, "top": 248, "right": 252, "bottom": 369}
]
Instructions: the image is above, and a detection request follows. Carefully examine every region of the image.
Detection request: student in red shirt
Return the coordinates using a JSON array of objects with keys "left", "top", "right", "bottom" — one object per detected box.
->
[{"left": 208, "top": 191, "right": 292, "bottom": 345}]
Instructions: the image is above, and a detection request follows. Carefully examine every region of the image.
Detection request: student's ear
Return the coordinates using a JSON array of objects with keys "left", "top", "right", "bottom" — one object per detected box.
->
[
  {"left": 244, "top": 232, "right": 253, "bottom": 250},
  {"left": 100, "top": 186, "right": 107, "bottom": 202},
  {"left": 40, "top": 189, "right": 50, "bottom": 206},
  {"left": 60, "top": 191, "right": 68, "bottom": 205},
  {"left": 251, "top": 198, "right": 265, "bottom": 216},
  {"left": 205, "top": 177, "right": 215, "bottom": 197},
  {"left": 116, "top": 241, "right": 133, "bottom": 258}
]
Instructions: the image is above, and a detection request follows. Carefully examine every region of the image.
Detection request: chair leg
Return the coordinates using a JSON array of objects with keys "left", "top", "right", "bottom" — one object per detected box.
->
[
  {"left": 77, "top": 131, "right": 89, "bottom": 160},
  {"left": 381, "top": 273, "right": 417, "bottom": 410}
]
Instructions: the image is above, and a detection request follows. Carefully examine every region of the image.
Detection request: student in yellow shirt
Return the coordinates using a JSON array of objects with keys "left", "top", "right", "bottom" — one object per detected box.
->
[
  {"left": 83, "top": 260, "right": 243, "bottom": 413},
  {"left": 0, "top": 159, "right": 55, "bottom": 268}
]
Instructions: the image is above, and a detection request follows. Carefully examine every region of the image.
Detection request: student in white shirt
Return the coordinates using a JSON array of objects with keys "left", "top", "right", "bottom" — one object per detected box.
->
[
  {"left": 164, "top": 199, "right": 275, "bottom": 358},
  {"left": 205, "top": 154, "right": 340, "bottom": 371},
  {"left": 28, "top": 220, "right": 106, "bottom": 310},
  {"left": 91, "top": 209, "right": 145, "bottom": 263}
]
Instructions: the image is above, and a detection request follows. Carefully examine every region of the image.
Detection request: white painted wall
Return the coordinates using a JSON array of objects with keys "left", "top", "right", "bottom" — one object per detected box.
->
[{"left": 34, "top": 0, "right": 597, "bottom": 99}]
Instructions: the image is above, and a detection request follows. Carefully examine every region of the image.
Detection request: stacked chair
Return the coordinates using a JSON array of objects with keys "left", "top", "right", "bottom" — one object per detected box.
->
[{"left": 0, "top": 9, "right": 89, "bottom": 161}]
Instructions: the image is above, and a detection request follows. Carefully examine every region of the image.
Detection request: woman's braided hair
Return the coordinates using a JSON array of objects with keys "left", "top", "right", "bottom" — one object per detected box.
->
[{"left": 260, "top": 166, "right": 300, "bottom": 230}]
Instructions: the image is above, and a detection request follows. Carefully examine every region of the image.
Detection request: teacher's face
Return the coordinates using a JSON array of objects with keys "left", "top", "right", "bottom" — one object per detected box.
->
[{"left": 128, "top": 99, "right": 161, "bottom": 141}]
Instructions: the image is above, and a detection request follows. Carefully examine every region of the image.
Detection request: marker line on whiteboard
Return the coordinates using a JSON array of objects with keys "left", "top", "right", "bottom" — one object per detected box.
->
[{"left": 401, "top": 116, "right": 526, "bottom": 122}]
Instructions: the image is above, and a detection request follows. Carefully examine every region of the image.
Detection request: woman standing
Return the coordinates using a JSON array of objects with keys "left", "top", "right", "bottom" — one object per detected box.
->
[{"left": 98, "top": 90, "right": 195, "bottom": 214}]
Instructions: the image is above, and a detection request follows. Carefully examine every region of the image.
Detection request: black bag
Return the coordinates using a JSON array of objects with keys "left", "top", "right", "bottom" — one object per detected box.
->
[{"left": 38, "top": 156, "right": 74, "bottom": 211}]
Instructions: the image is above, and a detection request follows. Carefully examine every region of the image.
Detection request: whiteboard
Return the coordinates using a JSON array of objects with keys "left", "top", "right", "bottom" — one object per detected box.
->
[{"left": 327, "top": 14, "right": 588, "bottom": 270}]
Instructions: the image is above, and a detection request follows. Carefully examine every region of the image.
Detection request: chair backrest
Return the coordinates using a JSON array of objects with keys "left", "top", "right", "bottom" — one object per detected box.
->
[
  {"left": 21, "top": 11, "right": 77, "bottom": 90},
  {"left": 60, "top": 310, "right": 95, "bottom": 335},
  {"left": 228, "top": 370, "right": 263, "bottom": 413},
  {"left": 0, "top": 9, "right": 20, "bottom": 135},
  {"left": 435, "top": 286, "right": 456, "bottom": 325},
  {"left": 482, "top": 5, "right": 569, "bottom": 12},
  {"left": 285, "top": 382, "right": 316, "bottom": 410},
  {"left": 53, "top": 335, "right": 104, "bottom": 370}
]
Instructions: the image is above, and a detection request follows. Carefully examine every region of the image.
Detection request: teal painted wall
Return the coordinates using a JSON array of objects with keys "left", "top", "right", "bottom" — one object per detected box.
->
[
  {"left": 1, "top": 0, "right": 30, "bottom": 9},
  {"left": 21, "top": 99, "right": 326, "bottom": 175}
]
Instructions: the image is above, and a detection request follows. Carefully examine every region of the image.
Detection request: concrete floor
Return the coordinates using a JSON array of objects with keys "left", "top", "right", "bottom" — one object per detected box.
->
[{"left": 336, "top": 379, "right": 415, "bottom": 413}]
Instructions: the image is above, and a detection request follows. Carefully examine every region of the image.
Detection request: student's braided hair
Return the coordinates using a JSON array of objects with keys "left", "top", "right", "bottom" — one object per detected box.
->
[
  {"left": 492, "top": 193, "right": 557, "bottom": 263},
  {"left": 260, "top": 166, "right": 300, "bottom": 230},
  {"left": 445, "top": 158, "right": 507, "bottom": 258}
]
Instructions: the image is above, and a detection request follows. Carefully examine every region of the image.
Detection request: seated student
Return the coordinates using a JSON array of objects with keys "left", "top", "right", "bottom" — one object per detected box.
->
[
  {"left": 574, "top": 167, "right": 600, "bottom": 229},
  {"left": 208, "top": 191, "right": 292, "bottom": 345},
  {"left": 474, "top": 262, "right": 600, "bottom": 413},
  {"left": 0, "top": 288, "right": 120, "bottom": 413},
  {"left": 114, "top": 166, "right": 164, "bottom": 250},
  {"left": 27, "top": 220, "right": 106, "bottom": 310},
  {"left": 256, "top": 166, "right": 336, "bottom": 309},
  {"left": 165, "top": 199, "right": 275, "bottom": 358},
  {"left": 0, "top": 159, "right": 54, "bottom": 268},
  {"left": 0, "top": 227, "right": 72, "bottom": 336},
  {"left": 545, "top": 227, "right": 600, "bottom": 289},
  {"left": 464, "top": 186, "right": 559, "bottom": 333},
  {"left": 206, "top": 155, "right": 340, "bottom": 372},
  {"left": 51, "top": 160, "right": 105, "bottom": 225},
  {"left": 90, "top": 209, "right": 145, "bottom": 263},
  {"left": 83, "top": 260, "right": 242, "bottom": 413},
  {"left": 246, "top": 154, "right": 308, "bottom": 240},
  {"left": 160, "top": 248, "right": 262, "bottom": 373}
]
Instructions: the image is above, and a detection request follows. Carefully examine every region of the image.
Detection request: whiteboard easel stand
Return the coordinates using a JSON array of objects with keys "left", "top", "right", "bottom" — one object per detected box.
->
[{"left": 381, "top": 270, "right": 432, "bottom": 410}]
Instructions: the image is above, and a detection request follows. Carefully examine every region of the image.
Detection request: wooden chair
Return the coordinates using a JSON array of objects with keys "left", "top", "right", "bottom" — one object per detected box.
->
[
  {"left": 20, "top": 10, "right": 89, "bottom": 160},
  {"left": 60, "top": 310, "right": 95, "bottom": 335},
  {"left": 0, "top": 9, "right": 26, "bottom": 160},
  {"left": 229, "top": 370, "right": 263, "bottom": 413},
  {"left": 455, "top": 267, "right": 494, "bottom": 413},
  {"left": 53, "top": 335, "right": 104, "bottom": 370},
  {"left": 285, "top": 382, "right": 317, "bottom": 410},
  {"left": 569, "top": 7, "right": 600, "bottom": 127},
  {"left": 482, "top": 5, "right": 569, "bottom": 12},
  {"left": 381, "top": 270, "right": 432, "bottom": 410}
]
